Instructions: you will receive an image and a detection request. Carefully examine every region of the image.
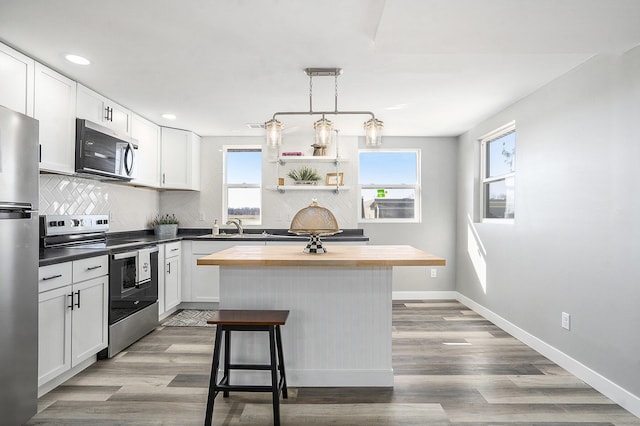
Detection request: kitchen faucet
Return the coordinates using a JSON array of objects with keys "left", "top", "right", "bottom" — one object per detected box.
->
[{"left": 226, "top": 218, "right": 243, "bottom": 235}]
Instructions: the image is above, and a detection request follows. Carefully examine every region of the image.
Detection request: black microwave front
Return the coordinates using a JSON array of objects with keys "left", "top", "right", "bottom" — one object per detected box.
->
[{"left": 75, "top": 119, "right": 137, "bottom": 181}]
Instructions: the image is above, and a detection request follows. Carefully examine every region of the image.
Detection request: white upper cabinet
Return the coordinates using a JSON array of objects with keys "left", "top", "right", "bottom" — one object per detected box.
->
[
  {"left": 130, "top": 114, "right": 161, "bottom": 187},
  {"left": 160, "top": 127, "right": 200, "bottom": 190},
  {"left": 76, "top": 83, "right": 132, "bottom": 136},
  {"left": 0, "top": 42, "right": 34, "bottom": 116},
  {"left": 34, "top": 63, "right": 77, "bottom": 174}
]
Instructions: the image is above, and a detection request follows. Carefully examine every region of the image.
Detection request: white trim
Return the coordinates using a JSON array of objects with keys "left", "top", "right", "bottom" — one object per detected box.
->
[
  {"left": 358, "top": 149, "right": 421, "bottom": 223},
  {"left": 456, "top": 292, "right": 640, "bottom": 419},
  {"left": 482, "top": 217, "right": 515, "bottom": 225},
  {"left": 392, "top": 290, "right": 459, "bottom": 300},
  {"left": 479, "top": 120, "right": 516, "bottom": 142},
  {"left": 222, "top": 145, "right": 262, "bottom": 225},
  {"left": 479, "top": 122, "right": 516, "bottom": 222}
]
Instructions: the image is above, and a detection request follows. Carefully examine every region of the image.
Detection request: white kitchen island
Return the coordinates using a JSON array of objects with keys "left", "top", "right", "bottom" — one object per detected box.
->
[{"left": 197, "top": 244, "right": 445, "bottom": 387}]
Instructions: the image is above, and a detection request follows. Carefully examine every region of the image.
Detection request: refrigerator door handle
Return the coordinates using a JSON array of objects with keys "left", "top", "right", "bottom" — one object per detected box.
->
[{"left": 0, "top": 202, "right": 33, "bottom": 210}]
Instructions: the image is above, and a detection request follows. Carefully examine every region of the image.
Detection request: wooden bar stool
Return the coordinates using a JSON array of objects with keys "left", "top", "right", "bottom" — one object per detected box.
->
[{"left": 204, "top": 309, "right": 289, "bottom": 426}]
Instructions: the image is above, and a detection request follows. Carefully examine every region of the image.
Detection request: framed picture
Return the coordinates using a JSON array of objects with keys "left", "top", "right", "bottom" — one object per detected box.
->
[{"left": 325, "top": 172, "right": 344, "bottom": 186}]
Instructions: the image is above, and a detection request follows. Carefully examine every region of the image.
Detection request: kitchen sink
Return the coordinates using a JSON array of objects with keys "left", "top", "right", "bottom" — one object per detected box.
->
[
  {"left": 196, "top": 233, "right": 262, "bottom": 239},
  {"left": 196, "top": 232, "right": 302, "bottom": 239}
]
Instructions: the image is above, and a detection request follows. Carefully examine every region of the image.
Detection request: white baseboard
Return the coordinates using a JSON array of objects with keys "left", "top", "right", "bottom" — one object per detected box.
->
[
  {"left": 392, "top": 290, "right": 459, "bottom": 300},
  {"left": 456, "top": 292, "right": 640, "bottom": 419}
]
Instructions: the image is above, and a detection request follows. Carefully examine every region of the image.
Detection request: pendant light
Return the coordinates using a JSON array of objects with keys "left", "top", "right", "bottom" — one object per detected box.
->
[
  {"left": 364, "top": 118, "right": 384, "bottom": 147},
  {"left": 314, "top": 116, "right": 333, "bottom": 146},
  {"left": 265, "top": 118, "right": 283, "bottom": 148},
  {"left": 266, "top": 68, "right": 383, "bottom": 148}
]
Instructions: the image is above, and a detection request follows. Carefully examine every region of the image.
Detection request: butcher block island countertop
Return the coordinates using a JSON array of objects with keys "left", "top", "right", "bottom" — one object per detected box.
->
[{"left": 196, "top": 244, "right": 446, "bottom": 267}]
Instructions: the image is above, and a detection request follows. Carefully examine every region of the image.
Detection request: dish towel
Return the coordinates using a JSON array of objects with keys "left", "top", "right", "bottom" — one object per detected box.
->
[{"left": 137, "top": 248, "right": 152, "bottom": 284}]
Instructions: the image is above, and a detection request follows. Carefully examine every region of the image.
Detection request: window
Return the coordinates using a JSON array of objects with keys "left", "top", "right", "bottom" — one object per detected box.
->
[
  {"left": 359, "top": 149, "right": 420, "bottom": 222},
  {"left": 223, "top": 146, "right": 262, "bottom": 225},
  {"left": 480, "top": 122, "right": 516, "bottom": 222}
]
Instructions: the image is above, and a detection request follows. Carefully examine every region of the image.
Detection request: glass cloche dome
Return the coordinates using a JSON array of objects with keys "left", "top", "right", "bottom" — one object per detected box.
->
[{"left": 289, "top": 200, "right": 342, "bottom": 253}]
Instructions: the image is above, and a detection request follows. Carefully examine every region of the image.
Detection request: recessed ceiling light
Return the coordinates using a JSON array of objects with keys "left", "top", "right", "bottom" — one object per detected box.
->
[
  {"left": 65, "top": 54, "right": 90, "bottom": 65},
  {"left": 161, "top": 113, "right": 176, "bottom": 120}
]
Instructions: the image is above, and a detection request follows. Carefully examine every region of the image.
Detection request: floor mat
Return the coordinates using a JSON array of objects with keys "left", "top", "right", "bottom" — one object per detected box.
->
[{"left": 162, "top": 310, "right": 215, "bottom": 327}]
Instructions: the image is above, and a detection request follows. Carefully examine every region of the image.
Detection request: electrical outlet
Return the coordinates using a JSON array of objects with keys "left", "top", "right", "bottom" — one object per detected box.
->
[
  {"left": 561, "top": 312, "right": 571, "bottom": 330},
  {"left": 430, "top": 268, "right": 437, "bottom": 278},
  {"left": 199, "top": 211, "right": 205, "bottom": 221}
]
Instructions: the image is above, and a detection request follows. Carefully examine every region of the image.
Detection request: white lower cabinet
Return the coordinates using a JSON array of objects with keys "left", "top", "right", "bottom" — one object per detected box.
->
[
  {"left": 38, "top": 256, "right": 108, "bottom": 388},
  {"left": 164, "top": 242, "right": 181, "bottom": 311},
  {"left": 38, "top": 284, "right": 71, "bottom": 385},
  {"left": 70, "top": 276, "right": 109, "bottom": 365},
  {"left": 185, "top": 241, "right": 262, "bottom": 303}
]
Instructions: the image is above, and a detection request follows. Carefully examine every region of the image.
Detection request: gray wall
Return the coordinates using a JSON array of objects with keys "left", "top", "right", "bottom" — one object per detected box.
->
[
  {"left": 456, "top": 47, "right": 640, "bottom": 398},
  {"left": 161, "top": 134, "right": 458, "bottom": 292},
  {"left": 360, "top": 136, "right": 457, "bottom": 293}
]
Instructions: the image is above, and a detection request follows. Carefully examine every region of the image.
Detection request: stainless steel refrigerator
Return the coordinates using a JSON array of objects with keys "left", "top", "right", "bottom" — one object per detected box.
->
[{"left": 0, "top": 105, "right": 39, "bottom": 424}]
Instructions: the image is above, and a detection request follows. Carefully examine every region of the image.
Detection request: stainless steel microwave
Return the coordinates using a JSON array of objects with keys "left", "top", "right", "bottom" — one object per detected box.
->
[{"left": 75, "top": 119, "right": 137, "bottom": 181}]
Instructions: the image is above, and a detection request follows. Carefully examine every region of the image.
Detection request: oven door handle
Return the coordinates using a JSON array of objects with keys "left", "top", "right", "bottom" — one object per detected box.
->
[
  {"left": 112, "top": 250, "right": 139, "bottom": 260},
  {"left": 111, "top": 246, "right": 159, "bottom": 260}
]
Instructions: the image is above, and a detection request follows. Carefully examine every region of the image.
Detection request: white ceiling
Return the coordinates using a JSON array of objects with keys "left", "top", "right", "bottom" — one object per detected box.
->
[{"left": 1, "top": 0, "right": 640, "bottom": 138}]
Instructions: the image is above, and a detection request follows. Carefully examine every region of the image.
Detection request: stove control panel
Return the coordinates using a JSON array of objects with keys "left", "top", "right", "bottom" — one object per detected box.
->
[{"left": 40, "top": 214, "right": 110, "bottom": 236}]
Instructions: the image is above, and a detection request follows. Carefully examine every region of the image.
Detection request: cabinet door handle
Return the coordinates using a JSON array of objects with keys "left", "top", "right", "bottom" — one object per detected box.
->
[
  {"left": 43, "top": 274, "right": 62, "bottom": 281},
  {"left": 68, "top": 292, "right": 74, "bottom": 310},
  {"left": 171, "top": 248, "right": 179, "bottom": 252},
  {"left": 162, "top": 173, "right": 165, "bottom": 184},
  {"left": 86, "top": 265, "right": 102, "bottom": 271},
  {"left": 104, "top": 106, "right": 110, "bottom": 121},
  {"left": 75, "top": 290, "right": 81, "bottom": 309}
]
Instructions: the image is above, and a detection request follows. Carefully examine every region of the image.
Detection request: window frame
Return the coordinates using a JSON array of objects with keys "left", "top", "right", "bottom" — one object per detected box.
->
[
  {"left": 222, "top": 145, "right": 262, "bottom": 225},
  {"left": 358, "top": 148, "right": 421, "bottom": 224},
  {"left": 479, "top": 121, "right": 516, "bottom": 224}
]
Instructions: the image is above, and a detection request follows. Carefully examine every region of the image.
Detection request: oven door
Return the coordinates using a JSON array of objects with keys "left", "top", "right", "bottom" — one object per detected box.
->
[{"left": 109, "top": 247, "right": 158, "bottom": 324}]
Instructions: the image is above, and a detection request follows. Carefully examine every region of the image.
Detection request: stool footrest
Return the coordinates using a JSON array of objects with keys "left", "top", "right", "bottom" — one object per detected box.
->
[
  {"left": 227, "top": 363, "right": 274, "bottom": 371},
  {"left": 215, "top": 384, "right": 281, "bottom": 393}
]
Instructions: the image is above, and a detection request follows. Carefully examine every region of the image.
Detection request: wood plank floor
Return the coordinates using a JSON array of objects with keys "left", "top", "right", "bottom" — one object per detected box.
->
[{"left": 28, "top": 300, "right": 640, "bottom": 425}]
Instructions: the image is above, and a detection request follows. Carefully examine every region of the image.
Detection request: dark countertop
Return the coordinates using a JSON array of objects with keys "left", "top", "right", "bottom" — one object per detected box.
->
[
  {"left": 39, "top": 228, "right": 368, "bottom": 266},
  {"left": 190, "top": 228, "right": 368, "bottom": 242}
]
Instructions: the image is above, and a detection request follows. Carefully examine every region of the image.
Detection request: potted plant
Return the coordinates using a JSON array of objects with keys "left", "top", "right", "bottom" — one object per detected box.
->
[
  {"left": 150, "top": 214, "right": 179, "bottom": 238},
  {"left": 287, "top": 166, "right": 322, "bottom": 185}
]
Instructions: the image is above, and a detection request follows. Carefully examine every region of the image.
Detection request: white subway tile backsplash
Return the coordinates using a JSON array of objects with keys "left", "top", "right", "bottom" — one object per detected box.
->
[{"left": 39, "top": 174, "right": 159, "bottom": 232}]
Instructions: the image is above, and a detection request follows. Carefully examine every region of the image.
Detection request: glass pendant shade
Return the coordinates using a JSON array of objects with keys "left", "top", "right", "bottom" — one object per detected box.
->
[
  {"left": 314, "top": 117, "right": 333, "bottom": 146},
  {"left": 265, "top": 119, "right": 283, "bottom": 148},
  {"left": 364, "top": 118, "right": 384, "bottom": 147}
]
